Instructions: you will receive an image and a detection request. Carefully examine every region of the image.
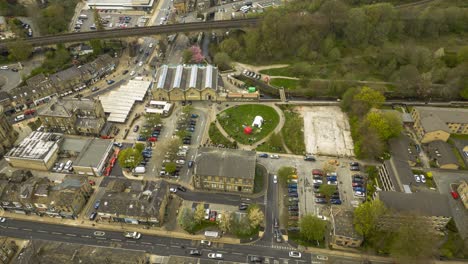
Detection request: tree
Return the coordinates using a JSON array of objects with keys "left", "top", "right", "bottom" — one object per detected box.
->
[
  {"left": 214, "top": 52, "right": 232, "bottom": 71},
  {"left": 194, "top": 203, "right": 205, "bottom": 224},
  {"left": 353, "top": 200, "right": 387, "bottom": 240},
  {"left": 322, "top": 163, "right": 336, "bottom": 175},
  {"left": 365, "top": 110, "right": 402, "bottom": 140},
  {"left": 277, "top": 166, "right": 295, "bottom": 186},
  {"left": 145, "top": 113, "right": 162, "bottom": 127},
  {"left": 89, "top": 39, "right": 103, "bottom": 55},
  {"left": 165, "top": 162, "right": 177, "bottom": 174},
  {"left": 189, "top": 45, "right": 204, "bottom": 63},
  {"left": 299, "top": 214, "right": 327, "bottom": 242},
  {"left": 117, "top": 148, "right": 143, "bottom": 169},
  {"left": 218, "top": 212, "right": 231, "bottom": 232},
  {"left": 265, "top": 133, "right": 283, "bottom": 151},
  {"left": 178, "top": 208, "right": 196, "bottom": 233},
  {"left": 247, "top": 204, "right": 264, "bottom": 228},
  {"left": 182, "top": 49, "right": 193, "bottom": 63},
  {"left": 319, "top": 184, "right": 337, "bottom": 199},
  {"left": 390, "top": 215, "right": 440, "bottom": 263},
  {"left": 356, "top": 126, "right": 385, "bottom": 159},
  {"left": 7, "top": 39, "right": 32, "bottom": 61},
  {"left": 345, "top": 7, "right": 369, "bottom": 47},
  {"left": 219, "top": 38, "right": 242, "bottom": 59},
  {"left": 134, "top": 143, "right": 145, "bottom": 153},
  {"left": 353, "top": 86, "right": 385, "bottom": 114}
]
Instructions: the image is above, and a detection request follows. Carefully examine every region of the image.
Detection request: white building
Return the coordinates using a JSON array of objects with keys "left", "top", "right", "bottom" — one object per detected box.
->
[
  {"left": 252, "top": 116, "right": 264, "bottom": 128},
  {"left": 145, "top": 101, "right": 173, "bottom": 116}
]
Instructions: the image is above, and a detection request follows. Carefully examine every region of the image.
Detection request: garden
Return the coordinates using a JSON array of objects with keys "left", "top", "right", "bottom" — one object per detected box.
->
[{"left": 217, "top": 104, "right": 279, "bottom": 145}]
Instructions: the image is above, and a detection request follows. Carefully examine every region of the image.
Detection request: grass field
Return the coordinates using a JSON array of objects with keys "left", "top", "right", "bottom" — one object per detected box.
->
[
  {"left": 270, "top": 78, "right": 300, "bottom": 90},
  {"left": 217, "top": 104, "right": 279, "bottom": 145},
  {"left": 208, "top": 123, "right": 236, "bottom": 147},
  {"left": 279, "top": 105, "right": 306, "bottom": 154}
]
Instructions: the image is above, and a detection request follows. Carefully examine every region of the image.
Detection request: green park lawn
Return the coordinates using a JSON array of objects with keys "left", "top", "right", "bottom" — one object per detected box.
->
[
  {"left": 217, "top": 104, "right": 279, "bottom": 145},
  {"left": 269, "top": 78, "right": 300, "bottom": 90}
]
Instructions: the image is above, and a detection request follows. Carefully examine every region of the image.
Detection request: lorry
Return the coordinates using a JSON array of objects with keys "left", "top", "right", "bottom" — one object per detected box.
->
[
  {"left": 124, "top": 231, "right": 141, "bottom": 239},
  {"left": 78, "top": 14, "right": 88, "bottom": 19},
  {"left": 204, "top": 231, "right": 219, "bottom": 238}
]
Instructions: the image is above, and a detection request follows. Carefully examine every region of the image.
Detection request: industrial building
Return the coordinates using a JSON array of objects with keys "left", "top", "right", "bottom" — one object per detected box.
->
[
  {"left": 152, "top": 65, "right": 220, "bottom": 101},
  {"left": 4, "top": 132, "right": 63, "bottom": 171},
  {"left": 100, "top": 80, "right": 151, "bottom": 123},
  {"left": 66, "top": 138, "right": 114, "bottom": 176}
]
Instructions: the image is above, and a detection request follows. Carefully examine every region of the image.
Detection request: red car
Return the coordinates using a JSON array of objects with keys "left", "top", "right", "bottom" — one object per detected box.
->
[
  {"left": 312, "top": 169, "right": 323, "bottom": 176},
  {"left": 451, "top": 191, "right": 459, "bottom": 199},
  {"left": 148, "top": 137, "right": 157, "bottom": 142},
  {"left": 88, "top": 180, "right": 96, "bottom": 186},
  {"left": 24, "top": 109, "right": 36, "bottom": 115}
]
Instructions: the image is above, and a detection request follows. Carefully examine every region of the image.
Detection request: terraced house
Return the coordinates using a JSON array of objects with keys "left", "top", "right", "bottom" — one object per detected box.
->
[
  {"left": 411, "top": 107, "right": 468, "bottom": 143},
  {"left": 193, "top": 148, "right": 256, "bottom": 193},
  {"left": 38, "top": 97, "right": 106, "bottom": 136},
  {"left": 0, "top": 172, "right": 92, "bottom": 219},
  {"left": 0, "top": 106, "right": 18, "bottom": 157},
  {"left": 153, "top": 64, "right": 220, "bottom": 101}
]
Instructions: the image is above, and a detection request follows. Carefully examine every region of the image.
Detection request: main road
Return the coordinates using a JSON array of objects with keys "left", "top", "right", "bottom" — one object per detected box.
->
[{"left": 0, "top": 218, "right": 388, "bottom": 263}]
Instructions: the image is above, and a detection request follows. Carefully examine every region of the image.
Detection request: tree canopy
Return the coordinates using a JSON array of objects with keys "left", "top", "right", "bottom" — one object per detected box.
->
[
  {"left": 299, "top": 214, "right": 327, "bottom": 242},
  {"left": 353, "top": 200, "right": 387, "bottom": 239}
]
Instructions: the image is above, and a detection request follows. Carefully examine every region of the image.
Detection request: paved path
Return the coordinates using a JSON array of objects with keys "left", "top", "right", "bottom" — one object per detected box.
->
[{"left": 234, "top": 62, "right": 289, "bottom": 72}]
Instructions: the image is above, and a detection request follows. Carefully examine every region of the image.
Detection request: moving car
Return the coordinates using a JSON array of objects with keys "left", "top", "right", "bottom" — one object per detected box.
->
[
  {"left": 273, "top": 175, "right": 277, "bottom": 184},
  {"left": 0, "top": 217, "right": 6, "bottom": 223},
  {"left": 200, "top": 240, "right": 212, "bottom": 246},
  {"left": 239, "top": 203, "right": 248, "bottom": 210},
  {"left": 207, "top": 253, "right": 223, "bottom": 259},
  {"left": 189, "top": 249, "right": 201, "bottom": 256},
  {"left": 248, "top": 255, "right": 264, "bottom": 263},
  {"left": 289, "top": 251, "right": 301, "bottom": 258},
  {"left": 123, "top": 231, "right": 141, "bottom": 239},
  {"left": 93, "top": 231, "right": 105, "bottom": 236}
]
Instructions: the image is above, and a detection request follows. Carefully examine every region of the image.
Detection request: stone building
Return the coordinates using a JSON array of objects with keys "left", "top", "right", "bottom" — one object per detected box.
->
[
  {"left": 411, "top": 107, "right": 468, "bottom": 143},
  {"left": 331, "top": 210, "right": 363, "bottom": 248},
  {"left": 193, "top": 148, "right": 256, "bottom": 193},
  {"left": 38, "top": 97, "right": 106, "bottom": 136},
  {"left": 0, "top": 106, "right": 18, "bottom": 157},
  {"left": 153, "top": 65, "right": 220, "bottom": 101}
]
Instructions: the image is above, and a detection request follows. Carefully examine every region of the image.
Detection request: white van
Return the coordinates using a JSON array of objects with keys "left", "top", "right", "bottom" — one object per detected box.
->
[
  {"left": 133, "top": 166, "right": 146, "bottom": 174},
  {"left": 240, "top": 5, "right": 250, "bottom": 13},
  {"left": 14, "top": 114, "right": 25, "bottom": 122}
]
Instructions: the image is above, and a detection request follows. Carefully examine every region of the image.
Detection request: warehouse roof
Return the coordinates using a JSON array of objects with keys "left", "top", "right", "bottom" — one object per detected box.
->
[{"left": 5, "top": 132, "right": 62, "bottom": 160}]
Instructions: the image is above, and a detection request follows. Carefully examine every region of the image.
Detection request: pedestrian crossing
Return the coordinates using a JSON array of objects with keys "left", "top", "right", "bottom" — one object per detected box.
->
[{"left": 253, "top": 243, "right": 294, "bottom": 251}]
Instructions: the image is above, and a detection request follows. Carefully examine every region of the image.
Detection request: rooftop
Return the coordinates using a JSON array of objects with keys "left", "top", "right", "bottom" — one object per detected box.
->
[
  {"left": 382, "top": 156, "right": 415, "bottom": 193},
  {"left": 414, "top": 107, "right": 468, "bottom": 132},
  {"left": 99, "top": 180, "right": 168, "bottom": 219},
  {"left": 332, "top": 210, "right": 362, "bottom": 240},
  {"left": 195, "top": 148, "right": 256, "bottom": 179},
  {"left": 74, "top": 138, "right": 112, "bottom": 168},
  {"left": 378, "top": 191, "right": 452, "bottom": 217},
  {"left": 5, "top": 132, "right": 62, "bottom": 160},
  {"left": 38, "top": 97, "right": 98, "bottom": 118},
  {"left": 155, "top": 64, "right": 218, "bottom": 91}
]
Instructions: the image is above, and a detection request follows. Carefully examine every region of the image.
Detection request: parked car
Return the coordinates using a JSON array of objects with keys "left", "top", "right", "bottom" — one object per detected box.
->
[
  {"left": 258, "top": 153, "right": 268, "bottom": 158},
  {"left": 133, "top": 125, "right": 139, "bottom": 132},
  {"left": 315, "top": 193, "right": 326, "bottom": 198},
  {"left": 312, "top": 169, "right": 323, "bottom": 176},
  {"left": 106, "top": 80, "right": 115, "bottom": 85},
  {"left": 239, "top": 203, "right": 248, "bottom": 210},
  {"left": 89, "top": 212, "right": 97, "bottom": 220},
  {"left": 169, "top": 187, "right": 177, "bottom": 193},
  {"left": 315, "top": 198, "right": 327, "bottom": 204},
  {"left": 304, "top": 155, "right": 316, "bottom": 161},
  {"left": 350, "top": 166, "right": 360, "bottom": 171},
  {"left": 420, "top": 174, "right": 426, "bottom": 183},
  {"left": 270, "top": 154, "right": 280, "bottom": 159},
  {"left": 177, "top": 186, "right": 187, "bottom": 192},
  {"left": 414, "top": 174, "right": 421, "bottom": 183},
  {"left": 289, "top": 192, "right": 299, "bottom": 197},
  {"left": 94, "top": 200, "right": 101, "bottom": 209},
  {"left": 330, "top": 199, "right": 342, "bottom": 205}
]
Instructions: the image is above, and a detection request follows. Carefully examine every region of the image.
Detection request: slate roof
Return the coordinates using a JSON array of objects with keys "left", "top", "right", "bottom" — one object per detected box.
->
[
  {"left": 415, "top": 107, "right": 468, "bottom": 133},
  {"left": 379, "top": 191, "right": 452, "bottom": 217},
  {"left": 195, "top": 148, "right": 256, "bottom": 179}
]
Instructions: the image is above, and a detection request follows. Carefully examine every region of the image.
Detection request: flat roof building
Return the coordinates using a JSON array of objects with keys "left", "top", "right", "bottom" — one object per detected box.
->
[
  {"left": 193, "top": 148, "right": 256, "bottom": 193},
  {"left": 331, "top": 210, "right": 363, "bottom": 248},
  {"left": 5, "top": 132, "right": 62, "bottom": 171},
  {"left": 73, "top": 138, "right": 113, "bottom": 176}
]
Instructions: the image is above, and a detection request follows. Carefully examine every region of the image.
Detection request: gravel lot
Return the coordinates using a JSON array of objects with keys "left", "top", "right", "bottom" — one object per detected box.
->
[{"left": 299, "top": 106, "right": 354, "bottom": 157}]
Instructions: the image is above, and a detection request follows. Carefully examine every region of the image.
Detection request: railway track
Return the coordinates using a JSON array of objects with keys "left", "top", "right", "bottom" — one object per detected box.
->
[{"left": 0, "top": 18, "right": 260, "bottom": 47}]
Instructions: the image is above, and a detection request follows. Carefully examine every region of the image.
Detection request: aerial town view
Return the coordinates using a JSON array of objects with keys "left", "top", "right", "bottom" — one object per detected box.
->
[{"left": 0, "top": 0, "right": 467, "bottom": 263}]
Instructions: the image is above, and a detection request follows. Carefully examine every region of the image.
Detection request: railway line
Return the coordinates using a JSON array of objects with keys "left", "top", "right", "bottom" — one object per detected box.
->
[{"left": 0, "top": 18, "right": 260, "bottom": 48}]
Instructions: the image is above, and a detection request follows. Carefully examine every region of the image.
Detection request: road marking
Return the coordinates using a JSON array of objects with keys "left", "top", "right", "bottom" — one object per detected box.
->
[
  {"left": 7, "top": 227, "right": 18, "bottom": 230},
  {"left": 22, "top": 228, "right": 32, "bottom": 231},
  {"left": 141, "top": 242, "right": 151, "bottom": 245},
  {"left": 127, "top": 240, "right": 136, "bottom": 243},
  {"left": 37, "top": 230, "right": 48, "bottom": 233},
  {"left": 81, "top": 235, "right": 91, "bottom": 238},
  {"left": 156, "top": 243, "right": 165, "bottom": 247},
  {"left": 233, "top": 252, "right": 243, "bottom": 255},
  {"left": 111, "top": 239, "right": 122, "bottom": 242},
  {"left": 170, "top": 245, "right": 179, "bottom": 248},
  {"left": 96, "top": 237, "right": 107, "bottom": 240},
  {"left": 52, "top": 232, "right": 62, "bottom": 235},
  {"left": 66, "top": 233, "right": 77, "bottom": 237}
]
